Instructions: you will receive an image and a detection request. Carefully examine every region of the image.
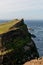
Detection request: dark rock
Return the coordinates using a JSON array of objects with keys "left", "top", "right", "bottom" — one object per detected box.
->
[{"left": 31, "top": 34, "right": 36, "bottom": 38}]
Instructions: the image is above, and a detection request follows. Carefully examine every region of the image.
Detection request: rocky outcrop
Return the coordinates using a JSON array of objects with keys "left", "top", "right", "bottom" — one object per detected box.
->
[
  {"left": 24, "top": 57, "right": 43, "bottom": 65},
  {"left": 0, "top": 19, "right": 39, "bottom": 65}
]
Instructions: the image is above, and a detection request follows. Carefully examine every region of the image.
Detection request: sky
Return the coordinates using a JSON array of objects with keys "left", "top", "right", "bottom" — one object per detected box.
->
[{"left": 0, "top": 0, "right": 43, "bottom": 20}]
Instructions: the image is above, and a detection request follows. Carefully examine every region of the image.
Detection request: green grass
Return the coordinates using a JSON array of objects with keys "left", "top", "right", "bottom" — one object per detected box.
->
[
  {"left": 0, "top": 19, "right": 20, "bottom": 34},
  {"left": 0, "top": 49, "right": 14, "bottom": 55}
]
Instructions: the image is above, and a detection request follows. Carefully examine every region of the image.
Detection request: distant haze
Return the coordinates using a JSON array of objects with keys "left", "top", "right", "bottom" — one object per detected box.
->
[{"left": 0, "top": 0, "right": 43, "bottom": 20}]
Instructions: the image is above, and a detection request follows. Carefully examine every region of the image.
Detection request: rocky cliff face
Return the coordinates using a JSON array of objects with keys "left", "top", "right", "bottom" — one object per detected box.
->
[{"left": 0, "top": 19, "right": 39, "bottom": 65}]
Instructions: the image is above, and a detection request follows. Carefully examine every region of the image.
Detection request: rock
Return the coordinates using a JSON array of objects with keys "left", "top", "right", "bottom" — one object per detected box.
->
[
  {"left": 28, "top": 27, "right": 34, "bottom": 31},
  {"left": 0, "top": 19, "right": 39, "bottom": 65},
  {"left": 24, "top": 46, "right": 30, "bottom": 52},
  {"left": 23, "top": 57, "right": 43, "bottom": 65},
  {"left": 31, "top": 34, "right": 36, "bottom": 38}
]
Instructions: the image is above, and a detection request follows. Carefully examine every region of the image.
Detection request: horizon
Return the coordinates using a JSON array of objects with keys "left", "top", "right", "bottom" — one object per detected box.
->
[
  {"left": 0, "top": 0, "right": 43, "bottom": 20},
  {"left": 0, "top": 19, "right": 43, "bottom": 21}
]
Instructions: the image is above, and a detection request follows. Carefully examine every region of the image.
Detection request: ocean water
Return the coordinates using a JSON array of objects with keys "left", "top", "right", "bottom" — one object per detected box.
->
[
  {"left": 25, "top": 20, "right": 43, "bottom": 57},
  {"left": 0, "top": 20, "right": 10, "bottom": 23}
]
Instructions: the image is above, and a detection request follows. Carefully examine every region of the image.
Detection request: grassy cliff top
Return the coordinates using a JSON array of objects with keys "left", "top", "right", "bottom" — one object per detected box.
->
[{"left": 0, "top": 19, "right": 21, "bottom": 34}]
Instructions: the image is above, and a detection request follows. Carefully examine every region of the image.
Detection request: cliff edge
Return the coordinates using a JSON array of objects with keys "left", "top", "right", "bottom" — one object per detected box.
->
[{"left": 0, "top": 19, "right": 39, "bottom": 65}]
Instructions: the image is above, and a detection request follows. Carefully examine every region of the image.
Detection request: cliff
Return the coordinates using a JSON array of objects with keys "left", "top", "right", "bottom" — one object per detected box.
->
[{"left": 0, "top": 19, "right": 39, "bottom": 65}]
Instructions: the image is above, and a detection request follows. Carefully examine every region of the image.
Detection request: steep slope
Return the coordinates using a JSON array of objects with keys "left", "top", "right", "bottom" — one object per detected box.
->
[{"left": 0, "top": 19, "right": 39, "bottom": 65}]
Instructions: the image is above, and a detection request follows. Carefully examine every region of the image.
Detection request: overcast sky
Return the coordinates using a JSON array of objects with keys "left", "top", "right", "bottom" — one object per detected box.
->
[{"left": 0, "top": 0, "right": 43, "bottom": 20}]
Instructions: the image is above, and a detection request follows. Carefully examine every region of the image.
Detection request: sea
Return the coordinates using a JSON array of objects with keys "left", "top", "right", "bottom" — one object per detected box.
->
[
  {"left": 0, "top": 20, "right": 43, "bottom": 57},
  {"left": 25, "top": 20, "right": 43, "bottom": 57}
]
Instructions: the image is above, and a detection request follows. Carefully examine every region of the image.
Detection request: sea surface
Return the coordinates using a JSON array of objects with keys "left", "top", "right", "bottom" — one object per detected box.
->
[{"left": 25, "top": 20, "right": 43, "bottom": 57}]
